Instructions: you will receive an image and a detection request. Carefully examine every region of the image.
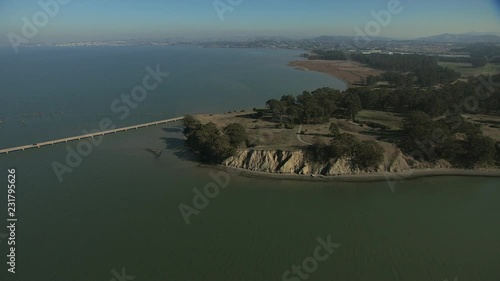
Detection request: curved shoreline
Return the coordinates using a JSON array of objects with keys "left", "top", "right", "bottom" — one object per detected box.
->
[
  {"left": 288, "top": 60, "right": 383, "bottom": 89},
  {"left": 206, "top": 165, "right": 500, "bottom": 183},
  {"left": 289, "top": 62, "right": 351, "bottom": 88}
]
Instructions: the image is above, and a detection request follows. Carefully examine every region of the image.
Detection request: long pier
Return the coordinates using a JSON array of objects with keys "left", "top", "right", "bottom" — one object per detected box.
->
[{"left": 0, "top": 117, "right": 184, "bottom": 155}]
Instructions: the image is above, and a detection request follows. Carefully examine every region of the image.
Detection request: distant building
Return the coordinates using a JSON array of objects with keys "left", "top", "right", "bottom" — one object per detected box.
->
[{"left": 438, "top": 54, "right": 470, "bottom": 58}]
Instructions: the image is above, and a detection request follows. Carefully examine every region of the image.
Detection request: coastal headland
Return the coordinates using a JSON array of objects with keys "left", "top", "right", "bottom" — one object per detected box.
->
[
  {"left": 181, "top": 52, "right": 500, "bottom": 181},
  {"left": 188, "top": 110, "right": 500, "bottom": 181}
]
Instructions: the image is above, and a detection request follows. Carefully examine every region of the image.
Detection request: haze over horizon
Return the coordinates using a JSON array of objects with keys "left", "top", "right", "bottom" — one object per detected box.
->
[{"left": 1, "top": 0, "right": 499, "bottom": 44}]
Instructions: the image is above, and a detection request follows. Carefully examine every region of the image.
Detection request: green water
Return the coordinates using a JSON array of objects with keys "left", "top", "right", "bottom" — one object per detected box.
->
[{"left": 1, "top": 126, "right": 499, "bottom": 281}]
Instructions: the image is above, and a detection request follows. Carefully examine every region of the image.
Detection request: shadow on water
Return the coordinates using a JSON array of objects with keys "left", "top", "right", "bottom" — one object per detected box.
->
[
  {"left": 162, "top": 126, "right": 184, "bottom": 133},
  {"left": 159, "top": 127, "right": 199, "bottom": 161}
]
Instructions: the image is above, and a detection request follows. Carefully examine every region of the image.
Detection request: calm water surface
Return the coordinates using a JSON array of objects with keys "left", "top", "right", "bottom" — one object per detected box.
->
[
  {"left": 0, "top": 47, "right": 498, "bottom": 281},
  {"left": 0, "top": 45, "right": 345, "bottom": 148},
  {"left": 0, "top": 127, "right": 499, "bottom": 281}
]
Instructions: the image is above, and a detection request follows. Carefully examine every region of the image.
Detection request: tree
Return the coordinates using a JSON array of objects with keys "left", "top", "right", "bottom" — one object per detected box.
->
[
  {"left": 464, "top": 134, "right": 495, "bottom": 167},
  {"left": 436, "top": 137, "right": 466, "bottom": 165},
  {"left": 354, "top": 88, "right": 379, "bottom": 109},
  {"left": 223, "top": 123, "right": 248, "bottom": 147},
  {"left": 286, "top": 105, "right": 301, "bottom": 121},
  {"left": 344, "top": 93, "right": 362, "bottom": 121},
  {"left": 366, "top": 75, "right": 379, "bottom": 86},
  {"left": 352, "top": 140, "right": 385, "bottom": 170},
  {"left": 184, "top": 119, "right": 237, "bottom": 163},
  {"left": 330, "top": 133, "right": 359, "bottom": 158},
  {"left": 266, "top": 99, "right": 284, "bottom": 119},
  {"left": 329, "top": 122, "right": 340, "bottom": 137},
  {"left": 209, "top": 134, "right": 236, "bottom": 162},
  {"left": 305, "top": 137, "right": 331, "bottom": 162},
  {"left": 402, "top": 111, "right": 434, "bottom": 139},
  {"left": 280, "top": 95, "right": 296, "bottom": 107},
  {"left": 470, "top": 57, "right": 487, "bottom": 68},
  {"left": 183, "top": 115, "right": 202, "bottom": 137},
  {"left": 457, "top": 121, "right": 482, "bottom": 136},
  {"left": 416, "top": 96, "right": 448, "bottom": 117},
  {"left": 400, "top": 111, "right": 438, "bottom": 160}
]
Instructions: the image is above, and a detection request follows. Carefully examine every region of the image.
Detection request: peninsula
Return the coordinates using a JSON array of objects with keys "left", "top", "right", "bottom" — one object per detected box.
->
[{"left": 181, "top": 52, "right": 500, "bottom": 180}]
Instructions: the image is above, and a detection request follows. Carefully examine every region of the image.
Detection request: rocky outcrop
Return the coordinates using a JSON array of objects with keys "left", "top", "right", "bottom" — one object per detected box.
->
[
  {"left": 222, "top": 148, "right": 451, "bottom": 176},
  {"left": 222, "top": 149, "right": 358, "bottom": 175}
]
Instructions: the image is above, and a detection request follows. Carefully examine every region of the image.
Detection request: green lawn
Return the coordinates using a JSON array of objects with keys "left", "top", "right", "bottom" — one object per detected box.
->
[
  {"left": 438, "top": 62, "right": 500, "bottom": 77},
  {"left": 356, "top": 110, "right": 403, "bottom": 130}
]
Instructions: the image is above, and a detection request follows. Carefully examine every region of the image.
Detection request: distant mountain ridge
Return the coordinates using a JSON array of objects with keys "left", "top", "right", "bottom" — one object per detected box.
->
[
  {"left": 310, "top": 33, "right": 500, "bottom": 44},
  {"left": 311, "top": 35, "right": 392, "bottom": 43},
  {"left": 416, "top": 33, "right": 500, "bottom": 43}
]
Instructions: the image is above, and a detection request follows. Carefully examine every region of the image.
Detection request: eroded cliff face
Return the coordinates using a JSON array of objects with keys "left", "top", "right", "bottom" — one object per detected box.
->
[{"left": 222, "top": 147, "right": 452, "bottom": 176}]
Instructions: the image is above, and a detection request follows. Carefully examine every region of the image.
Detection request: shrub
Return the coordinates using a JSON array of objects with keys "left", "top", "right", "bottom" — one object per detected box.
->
[
  {"left": 352, "top": 141, "right": 385, "bottom": 170},
  {"left": 223, "top": 123, "right": 248, "bottom": 148},
  {"left": 464, "top": 134, "right": 496, "bottom": 167},
  {"left": 329, "top": 122, "right": 340, "bottom": 137}
]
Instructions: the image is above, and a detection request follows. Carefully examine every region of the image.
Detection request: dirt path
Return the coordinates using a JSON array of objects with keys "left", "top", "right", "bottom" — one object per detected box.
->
[{"left": 297, "top": 125, "right": 312, "bottom": 145}]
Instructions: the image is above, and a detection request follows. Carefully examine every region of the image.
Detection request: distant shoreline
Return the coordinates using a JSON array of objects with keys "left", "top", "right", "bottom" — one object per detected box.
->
[
  {"left": 288, "top": 60, "right": 383, "bottom": 88},
  {"left": 208, "top": 165, "right": 500, "bottom": 183},
  {"left": 291, "top": 64, "right": 351, "bottom": 87}
]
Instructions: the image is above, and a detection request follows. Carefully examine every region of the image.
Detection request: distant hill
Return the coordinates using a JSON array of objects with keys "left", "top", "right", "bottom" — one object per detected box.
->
[
  {"left": 417, "top": 33, "right": 500, "bottom": 43},
  {"left": 311, "top": 35, "right": 392, "bottom": 43}
]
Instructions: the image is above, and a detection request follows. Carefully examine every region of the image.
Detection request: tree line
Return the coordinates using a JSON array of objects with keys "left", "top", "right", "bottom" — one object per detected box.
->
[
  {"left": 450, "top": 43, "right": 500, "bottom": 59},
  {"left": 400, "top": 111, "right": 499, "bottom": 168},
  {"left": 309, "top": 50, "right": 461, "bottom": 87},
  {"left": 265, "top": 88, "right": 362, "bottom": 125},
  {"left": 306, "top": 132, "right": 385, "bottom": 170},
  {"left": 348, "top": 75, "right": 500, "bottom": 116},
  {"left": 182, "top": 74, "right": 500, "bottom": 169}
]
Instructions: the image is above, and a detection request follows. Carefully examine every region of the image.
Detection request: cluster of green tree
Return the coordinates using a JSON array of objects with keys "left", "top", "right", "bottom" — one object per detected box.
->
[
  {"left": 437, "top": 56, "right": 470, "bottom": 63},
  {"left": 399, "top": 111, "right": 497, "bottom": 168},
  {"left": 265, "top": 88, "right": 362, "bottom": 124},
  {"left": 183, "top": 115, "right": 248, "bottom": 163},
  {"left": 470, "top": 57, "right": 488, "bottom": 67},
  {"left": 450, "top": 43, "right": 500, "bottom": 59},
  {"left": 348, "top": 76, "right": 500, "bottom": 116},
  {"left": 365, "top": 72, "right": 416, "bottom": 87},
  {"left": 310, "top": 50, "right": 348, "bottom": 60},
  {"left": 355, "top": 54, "right": 460, "bottom": 86},
  {"left": 352, "top": 53, "right": 438, "bottom": 72},
  {"left": 438, "top": 56, "right": 487, "bottom": 67},
  {"left": 311, "top": 51, "right": 461, "bottom": 87},
  {"left": 306, "top": 133, "right": 385, "bottom": 170},
  {"left": 493, "top": 73, "right": 500, "bottom": 82}
]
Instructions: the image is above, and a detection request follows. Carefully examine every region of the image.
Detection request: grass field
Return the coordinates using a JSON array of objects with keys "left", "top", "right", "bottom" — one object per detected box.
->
[
  {"left": 466, "top": 114, "right": 500, "bottom": 141},
  {"left": 356, "top": 110, "right": 403, "bottom": 130},
  {"left": 195, "top": 111, "right": 304, "bottom": 150},
  {"left": 438, "top": 62, "right": 500, "bottom": 77},
  {"left": 196, "top": 110, "right": 405, "bottom": 150},
  {"left": 195, "top": 109, "right": 500, "bottom": 154}
]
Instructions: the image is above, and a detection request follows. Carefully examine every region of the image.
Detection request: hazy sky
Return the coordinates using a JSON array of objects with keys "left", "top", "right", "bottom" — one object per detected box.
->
[{"left": 1, "top": 0, "right": 499, "bottom": 43}]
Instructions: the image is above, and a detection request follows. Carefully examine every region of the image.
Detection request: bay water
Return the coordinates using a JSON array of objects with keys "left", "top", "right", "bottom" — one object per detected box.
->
[{"left": 0, "top": 46, "right": 498, "bottom": 281}]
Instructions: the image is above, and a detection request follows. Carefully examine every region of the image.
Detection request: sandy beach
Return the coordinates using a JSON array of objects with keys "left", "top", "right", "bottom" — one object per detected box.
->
[{"left": 289, "top": 60, "right": 383, "bottom": 86}]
